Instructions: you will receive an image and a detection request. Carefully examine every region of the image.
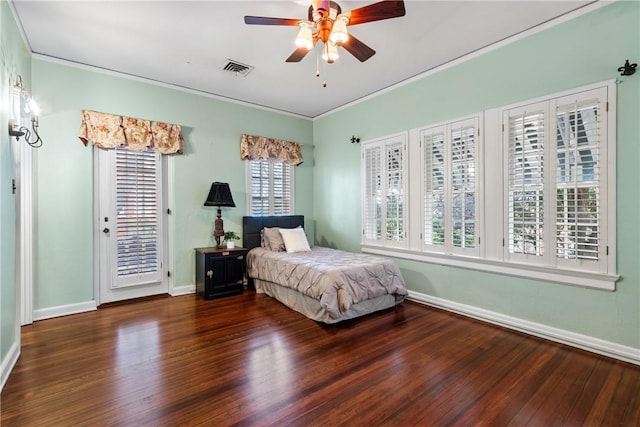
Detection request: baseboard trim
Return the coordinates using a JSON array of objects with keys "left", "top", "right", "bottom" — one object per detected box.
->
[
  {"left": 1, "top": 340, "right": 20, "bottom": 392},
  {"left": 171, "top": 284, "right": 195, "bottom": 296},
  {"left": 407, "top": 291, "right": 640, "bottom": 366},
  {"left": 33, "top": 300, "right": 97, "bottom": 321}
]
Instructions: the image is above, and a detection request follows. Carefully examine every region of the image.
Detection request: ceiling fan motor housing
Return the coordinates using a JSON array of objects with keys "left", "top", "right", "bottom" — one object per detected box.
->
[{"left": 309, "top": 1, "right": 343, "bottom": 44}]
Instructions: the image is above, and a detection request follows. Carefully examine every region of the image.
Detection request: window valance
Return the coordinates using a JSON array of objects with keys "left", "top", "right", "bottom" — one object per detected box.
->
[
  {"left": 240, "top": 133, "right": 303, "bottom": 166},
  {"left": 79, "top": 110, "right": 184, "bottom": 154}
]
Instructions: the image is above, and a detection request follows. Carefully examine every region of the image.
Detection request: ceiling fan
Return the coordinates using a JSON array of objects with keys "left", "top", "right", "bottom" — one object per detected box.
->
[{"left": 244, "top": 0, "right": 406, "bottom": 64}]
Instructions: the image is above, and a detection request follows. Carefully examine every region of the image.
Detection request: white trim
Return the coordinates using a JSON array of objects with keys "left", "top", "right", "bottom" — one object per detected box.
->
[
  {"left": 92, "top": 148, "right": 101, "bottom": 305},
  {"left": 33, "top": 300, "right": 97, "bottom": 321},
  {"left": 0, "top": 341, "right": 20, "bottom": 392},
  {"left": 364, "top": 245, "right": 617, "bottom": 291},
  {"left": 171, "top": 284, "right": 196, "bottom": 296},
  {"left": 408, "top": 290, "right": 640, "bottom": 366},
  {"left": 16, "top": 125, "right": 34, "bottom": 326},
  {"left": 32, "top": 54, "right": 312, "bottom": 120},
  {"left": 166, "top": 156, "right": 176, "bottom": 295},
  {"left": 499, "top": 79, "right": 617, "bottom": 112}
]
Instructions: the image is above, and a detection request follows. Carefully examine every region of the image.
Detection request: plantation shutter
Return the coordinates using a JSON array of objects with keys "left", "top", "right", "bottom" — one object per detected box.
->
[
  {"left": 385, "top": 141, "right": 405, "bottom": 243},
  {"left": 555, "top": 93, "right": 603, "bottom": 266},
  {"left": 450, "top": 121, "right": 477, "bottom": 252},
  {"left": 422, "top": 128, "right": 446, "bottom": 249},
  {"left": 248, "top": 159, "right": 293, "bottom": 215},
  {"left": 363, "top": 144, "right": 382, "bottom": 242},
  {"left": 113, "top": 148, "right": 162, "bottom": 288},
  {"left": 250, "top": 159, "right": 269, "bottom": 215},
  {"left": 506, "top": 104, "right": 546, "bottom": 260}
]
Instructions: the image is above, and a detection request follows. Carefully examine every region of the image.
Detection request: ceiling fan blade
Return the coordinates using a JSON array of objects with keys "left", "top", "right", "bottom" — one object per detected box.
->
[
  {"left": 244, "top": 16, "right": 301, "bottom": 26},
  {"left": 286, "top": 47, "right": 313, "bottom": 63},
  {"left": 341, "top": 34, "right": 376, "bottom": 62},
  {"left": 346, "top": 1, "right": 406, "bottom": 26}
]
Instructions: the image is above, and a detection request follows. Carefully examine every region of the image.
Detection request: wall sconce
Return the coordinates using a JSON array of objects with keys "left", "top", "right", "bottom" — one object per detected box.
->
[
  {"left": 350, "top": 136, "right": 360, "bottom": 144},
  {"left": 617, "top": 59, "right": 637, "bottom": 76},
  {"left": 8, "top": 75, "right": 43, "bottom": 148}
]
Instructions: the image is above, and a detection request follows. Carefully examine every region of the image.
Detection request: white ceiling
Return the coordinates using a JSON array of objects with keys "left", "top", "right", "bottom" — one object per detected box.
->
[{"left": 11, "top": 0, "right": 596, "bottom": 118}]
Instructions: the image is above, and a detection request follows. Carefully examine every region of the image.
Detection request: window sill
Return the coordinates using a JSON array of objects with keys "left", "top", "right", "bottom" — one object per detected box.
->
[{"left": 361, "top": 245, "right": 618, "bottom": 291}]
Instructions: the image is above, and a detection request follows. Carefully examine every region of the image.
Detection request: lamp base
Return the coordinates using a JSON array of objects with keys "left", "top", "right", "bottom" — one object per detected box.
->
[{"left": 214, "top": 208, "right": 224, "bottom": 248}]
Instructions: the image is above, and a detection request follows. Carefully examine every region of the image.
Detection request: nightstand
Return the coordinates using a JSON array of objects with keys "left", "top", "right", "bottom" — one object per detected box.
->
[{"left": 195, "top": 247, "right": 247, "bottom": 300}]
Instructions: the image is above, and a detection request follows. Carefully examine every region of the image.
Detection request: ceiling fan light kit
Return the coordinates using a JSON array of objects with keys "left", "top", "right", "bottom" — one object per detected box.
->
[
  {"left": 295, "top": 23, "right": 314, "bottom": 50},
  {"left": 322, "top": 42, "right": 340, "bottom": 63},
  {"left": 245, "top": 0, "right": 406, "bottom": 65}
]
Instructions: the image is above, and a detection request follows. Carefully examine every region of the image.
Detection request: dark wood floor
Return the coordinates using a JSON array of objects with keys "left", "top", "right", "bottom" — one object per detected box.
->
[{"left": 2, "top": 292, "right": 639, "bottom": 426}]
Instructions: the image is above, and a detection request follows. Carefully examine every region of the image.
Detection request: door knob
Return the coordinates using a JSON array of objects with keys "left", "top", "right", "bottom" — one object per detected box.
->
[{"left": 103, "top": 227, "right": 110, "bottom": 234}]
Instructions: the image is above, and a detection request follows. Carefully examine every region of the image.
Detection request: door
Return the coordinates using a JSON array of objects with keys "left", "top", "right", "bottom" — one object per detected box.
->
[{"left": 96, "top": 147, "right": 168, "bottom": 304}]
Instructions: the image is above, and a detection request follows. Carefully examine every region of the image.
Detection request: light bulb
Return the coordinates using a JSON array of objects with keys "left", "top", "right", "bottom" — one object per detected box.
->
[
  {"left": 295, "top": 24, "right": 314, "bottom": 50},
  {"left": 329, "top": 15, "right": 349, "bottom": 45},
  {"left": 322, "top": 42, "right": 339, "bottom": 63}
]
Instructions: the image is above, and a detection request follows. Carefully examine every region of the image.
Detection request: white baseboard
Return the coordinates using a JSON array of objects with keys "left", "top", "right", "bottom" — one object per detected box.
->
[
  {"left": 33, "top": 300, "right": 97, "bottom": 321},
  {"left": 171, "top": 284, "right": 195, "bottom": 296},
  {"left": 407, "top": 290, "right": 640, "bottom": 366},
  {"left": 1, "top": 340, "right": 20, "bottom": 392}
]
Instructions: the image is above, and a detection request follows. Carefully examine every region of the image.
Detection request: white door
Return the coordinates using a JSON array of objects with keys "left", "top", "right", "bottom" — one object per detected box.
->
[{"left": 96, "top": 147, "right": 168, "bottom": 304}]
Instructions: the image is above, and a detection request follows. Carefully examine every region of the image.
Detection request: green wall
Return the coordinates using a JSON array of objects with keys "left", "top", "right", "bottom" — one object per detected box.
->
[
  {"left": 1, "top": 0, "right": 30, "bottom": 370},
  {"left": 2, "top": 1, "right": 638, "bottom": 383},
  {"left": 314, "top": 1, "right": 640, "bottom": 349},
  {"left": 31, "top": 60, "right": 313, "bottom": 307}
]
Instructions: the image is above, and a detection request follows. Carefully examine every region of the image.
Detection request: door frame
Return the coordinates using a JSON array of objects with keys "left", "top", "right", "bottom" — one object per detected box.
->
[
  {"left": 92, "top": 147, "right": 175, "bottom": 305},
  {"left": 16, "top": 133, "right": 33, "bottom": 326}
]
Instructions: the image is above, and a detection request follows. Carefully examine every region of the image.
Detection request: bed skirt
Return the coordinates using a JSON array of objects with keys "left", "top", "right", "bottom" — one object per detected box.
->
[{"left": 254, "top": 278, "right": 398, "bottom": 324}]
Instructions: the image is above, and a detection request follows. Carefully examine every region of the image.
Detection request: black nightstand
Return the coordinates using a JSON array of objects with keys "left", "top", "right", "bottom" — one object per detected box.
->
[{"left": 195, "top": 247, "right": 247, "bottom": 300}]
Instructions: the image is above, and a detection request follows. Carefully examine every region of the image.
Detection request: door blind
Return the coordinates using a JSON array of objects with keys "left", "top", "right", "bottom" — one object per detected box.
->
[{"left": 115, "top": 148, "right": 161, "bottom": 281}]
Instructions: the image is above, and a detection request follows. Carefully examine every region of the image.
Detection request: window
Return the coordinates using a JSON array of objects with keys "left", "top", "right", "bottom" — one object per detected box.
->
[
  {"left": 361, "top": 82, "right": 616, "bottom": 290},
  {"left": 503, "top": 87, "right": 610, "bottom": 274},
  {"left": 247, "top": 159, "right": 294, "bottom": 215},
  {"left": 421, "top": 117, "right": 480, "bottom": 256},
  {"left": 362, "top": 132, "right": 408, "bottom": 248}
]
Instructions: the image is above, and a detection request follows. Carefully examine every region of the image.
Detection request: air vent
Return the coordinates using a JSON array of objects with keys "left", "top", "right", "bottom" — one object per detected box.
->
[{"left": 219, "top": 59, "right": 254, "bottom": 77}]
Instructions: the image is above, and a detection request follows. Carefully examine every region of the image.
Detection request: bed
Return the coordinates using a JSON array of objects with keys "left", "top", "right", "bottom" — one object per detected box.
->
[{"left": 243, "top": 215, "right": 407, "bottom": 323}]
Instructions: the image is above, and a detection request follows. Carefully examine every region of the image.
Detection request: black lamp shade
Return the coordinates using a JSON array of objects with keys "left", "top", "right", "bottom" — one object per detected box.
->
[{"left": 204, "top": 182, "right": 236, "bottom": 207}]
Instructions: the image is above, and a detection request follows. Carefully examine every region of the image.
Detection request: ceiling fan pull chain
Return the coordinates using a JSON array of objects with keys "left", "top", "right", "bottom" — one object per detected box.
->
[{"left": 322, "top": 54, "right": 328, "bottom": 87}]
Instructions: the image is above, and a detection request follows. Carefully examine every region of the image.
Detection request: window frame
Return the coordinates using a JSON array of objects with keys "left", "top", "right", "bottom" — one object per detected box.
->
[
  {"left": 361, "top": 80, "right": 617, "bottom": 291},
  {"left": 420, "top": 115, "right": 482, "bottom": 257},
  {"left": 245, "top": 158, "right": 295, "bottom": 216},
  {"left": 361, "top": 132, "right": 409, "bottom": 249}
]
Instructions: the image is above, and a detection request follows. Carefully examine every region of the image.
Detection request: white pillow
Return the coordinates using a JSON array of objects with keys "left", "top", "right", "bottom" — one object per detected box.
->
[{"left": 279, "top": 227, "right": 311, "bottom": 253}]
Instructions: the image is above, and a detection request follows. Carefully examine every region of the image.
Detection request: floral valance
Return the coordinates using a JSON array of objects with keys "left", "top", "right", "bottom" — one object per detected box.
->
[
  {"left": 240, "top": 134, "right": 303, "bottom": 166},
  {"left": 79, "top": 110, "right": 184, "bottom": 154}
]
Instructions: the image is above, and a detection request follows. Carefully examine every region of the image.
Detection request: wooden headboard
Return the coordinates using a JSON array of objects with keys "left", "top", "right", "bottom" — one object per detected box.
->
[{"left": 242, "top": 215, "right": 305, "bottom": 250}]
